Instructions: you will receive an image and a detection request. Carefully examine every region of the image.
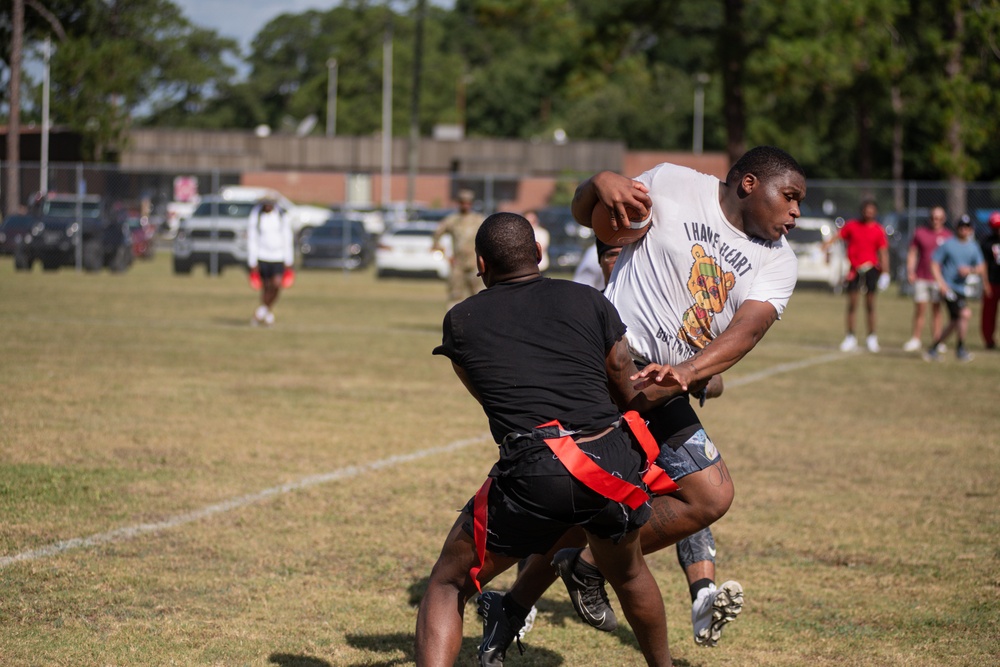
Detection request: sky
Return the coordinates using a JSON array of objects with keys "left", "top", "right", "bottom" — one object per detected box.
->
[
  {"left": 173, "top": 0, "right": 454, "bottom": 52},
  {"left": 173, "top": 0, "right": 335, "bottom": 51}
]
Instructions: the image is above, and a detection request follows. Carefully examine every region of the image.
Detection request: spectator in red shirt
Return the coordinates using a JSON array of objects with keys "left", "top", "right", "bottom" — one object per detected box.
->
[{"left": 824, "top": 200, "right": 890, "bottom": 352}]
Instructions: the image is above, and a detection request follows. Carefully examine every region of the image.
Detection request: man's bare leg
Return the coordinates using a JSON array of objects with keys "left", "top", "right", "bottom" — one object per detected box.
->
[
  {"left": 415, "top": 514, "right": 518, "bottom": 666},
  {"left": 510, "top": 460, "right": 734, "bottom": 616},
  {"left": 588, "top": 529, "right": 672, "bottom": 666}
]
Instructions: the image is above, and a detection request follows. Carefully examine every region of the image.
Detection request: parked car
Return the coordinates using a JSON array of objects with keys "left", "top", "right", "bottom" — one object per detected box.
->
[
  {"left": 0, "top": 215, "right": 36, "bottom": 255},
  {"left": 537, "top": 206, "right": 594, "bottom": 271},
  {"left": 128, "top": 215, "right": 158, "bottom": 259},
  {"left": 15, "top": 194, "right": 133, "bottom": 272},
  {"left": 785, "top": 217, "right": 846, "bottom": 290},
  {"left": 172, "top": 194, "right": 259, "bottom": 274},
  {"left": 299, "top": 216, "right": 374, "bottom": 270},
  {"left": 375, "top": 221, "right": 451, "bottom": 279}
]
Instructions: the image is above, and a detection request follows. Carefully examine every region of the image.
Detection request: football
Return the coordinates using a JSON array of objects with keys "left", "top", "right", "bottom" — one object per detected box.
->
[{"left": 591, "top": 202, "right": 651, "bottom": 246}]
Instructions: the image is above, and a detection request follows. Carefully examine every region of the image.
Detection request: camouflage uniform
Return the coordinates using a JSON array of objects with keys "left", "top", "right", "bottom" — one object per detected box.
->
[{"left": 433, "top": 210, "right": 484, "bottom": 305}]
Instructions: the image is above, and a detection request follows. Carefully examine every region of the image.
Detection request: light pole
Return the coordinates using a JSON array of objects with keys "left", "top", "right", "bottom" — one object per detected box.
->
[
  {"left": 693, "top": 72, "right": 709, "bottom": 155},
  {"left": 381, "top": 24, "right": 393, "bottom": 207},
  {"left": 41, "top": 36, "right": 51, "bottom": 195},
  {"left": 326, "top": 58, "right": 338, "bottom": 138}
]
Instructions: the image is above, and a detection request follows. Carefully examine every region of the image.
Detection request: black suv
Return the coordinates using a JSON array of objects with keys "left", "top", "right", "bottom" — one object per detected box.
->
[{"left": 15, "top": 194, "right": 133, "bottom": 272}]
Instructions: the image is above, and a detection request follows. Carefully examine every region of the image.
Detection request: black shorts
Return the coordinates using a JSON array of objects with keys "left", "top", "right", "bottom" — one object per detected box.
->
[
  {"left": 845, "top": 266, "right": 880, "bottom": 293},
  {"left": 257, "top": 260, "right": 285, "bottom": 280},
  {"left": 460, "top": 427, "right": 651, "bottom": 559},
  {"left": 944, "top": 292, "right": 969, "bottom": 318}
]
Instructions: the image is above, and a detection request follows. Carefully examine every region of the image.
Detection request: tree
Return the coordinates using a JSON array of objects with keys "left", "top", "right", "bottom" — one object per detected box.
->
[
  {"left": 0, "top": 0, "right": 240, "bottom": 162},
  {"left": 3, "top": 0, "right": 65, "bottom": 215}
]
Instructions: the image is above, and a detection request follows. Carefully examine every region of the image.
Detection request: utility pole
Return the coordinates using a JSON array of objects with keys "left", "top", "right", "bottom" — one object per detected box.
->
[
  {"left": 406, "top": 0, "right": 426, "bottom": 213},
  {"left": 381, "top": 22, "right": 393, "bottom": 207},
  {"left": 5, "top": 0, "right": 25, "bottom": 215},
  {"left": 326, "top": 58, "right": 338, "bottom": 138},
  {"left": 41, "top": 37, "right": 52, "bottom": 196}
]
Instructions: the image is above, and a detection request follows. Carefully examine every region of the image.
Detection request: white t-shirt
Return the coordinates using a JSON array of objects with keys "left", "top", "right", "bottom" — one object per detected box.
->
[
  {"left": 248, "top": 205, "right": 294, "bottom": 266},
  {"left": 572, "top": 244, "right": 605, "bottom": 290},
  {"left": 604, "top": 163, "right": 797, "bottom": 366},
  {"left": 533, "top": 224, "right": 551, "bottom": 272}
]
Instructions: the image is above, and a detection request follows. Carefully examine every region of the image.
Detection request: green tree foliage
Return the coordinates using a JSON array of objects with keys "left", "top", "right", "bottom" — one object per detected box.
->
[
  {"left": 4, "top": 0, "right": 999, "bottom": 181},
  {"left": 1, "top": 0, "right": 237, "bottom": 160},
  {"left": 226, "top": 1, "right": 463, "bottom": 137}
]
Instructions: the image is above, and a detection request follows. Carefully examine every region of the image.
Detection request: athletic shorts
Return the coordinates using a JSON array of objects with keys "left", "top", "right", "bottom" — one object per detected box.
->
[
  {"left": 257, "top": 260, "right": 285, "bottom": 280},
  {"left": 645, "top": 394, "right": 722, "bottom": 483},
  {"left": 460, "top": 427, "right": 651, "bottom": 559},
  {"left": 845, "top": 266, "right": 880, "bottom": 293},
  {"left": 912, "top": 279, "right": 942, "bottom": 304}
]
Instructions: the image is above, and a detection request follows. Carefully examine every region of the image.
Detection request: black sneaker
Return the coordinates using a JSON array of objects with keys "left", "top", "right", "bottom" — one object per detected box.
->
[
  {"left": 551, "top": 547, "right": 618, "bottom": 632},
  {"left": 477, "top": 591, "right": 524, "bottom": 667}
]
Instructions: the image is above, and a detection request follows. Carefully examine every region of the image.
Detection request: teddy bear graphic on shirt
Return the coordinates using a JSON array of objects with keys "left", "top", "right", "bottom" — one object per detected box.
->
[{"left": 678, "top": 244, "right": 736, "bottom": 349}]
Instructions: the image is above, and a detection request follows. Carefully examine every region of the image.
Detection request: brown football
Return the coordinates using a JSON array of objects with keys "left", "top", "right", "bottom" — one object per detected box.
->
[{"left": 591, "top": 203, "right": 651, "bottom": 246}]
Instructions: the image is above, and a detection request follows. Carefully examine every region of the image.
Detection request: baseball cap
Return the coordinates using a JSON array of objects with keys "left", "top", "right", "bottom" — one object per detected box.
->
[
  {"left": 456, "top": 189, "right": 475, "bottom": 203},
  {"left": 957, "top": 214, "right": 973, "bottom": 228},
  {"left": 989, "top": 211, "right": 1000, "bottom": 230}
]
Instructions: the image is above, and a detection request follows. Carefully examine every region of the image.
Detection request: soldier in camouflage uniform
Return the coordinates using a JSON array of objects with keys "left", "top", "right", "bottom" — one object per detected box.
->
[{"left": 432, "top": 189, "right": 484, "bottom": 307}]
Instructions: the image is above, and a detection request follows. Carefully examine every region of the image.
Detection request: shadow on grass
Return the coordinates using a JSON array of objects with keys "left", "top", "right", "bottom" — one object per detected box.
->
[
  {"left": 341, "top": 632, "right": 564, "bottom": 666},
  {"left": 269, "top": 654, "right": 332, "bottom": 667},
  {"left": 405, "top": 577, "right": 686, "bottom": 665}
]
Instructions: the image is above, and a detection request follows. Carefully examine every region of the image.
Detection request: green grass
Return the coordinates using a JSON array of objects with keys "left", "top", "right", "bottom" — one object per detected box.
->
[{"left": 1, "top": 253, "right": 998, "bottom": 666}]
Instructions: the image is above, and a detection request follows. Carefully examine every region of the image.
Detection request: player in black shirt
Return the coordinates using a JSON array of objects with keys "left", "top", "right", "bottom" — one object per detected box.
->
[{"left": 415, "top": 213, "right": 676, "bottom": 667}]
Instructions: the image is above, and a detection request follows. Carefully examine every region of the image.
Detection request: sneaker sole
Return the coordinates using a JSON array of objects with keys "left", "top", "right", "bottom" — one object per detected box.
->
[
  {"left": 694, "top": 580, "right": 744, "bottom": 647},
  {"left": 551, "top": 549, "right": 618, "bottom": 632}
]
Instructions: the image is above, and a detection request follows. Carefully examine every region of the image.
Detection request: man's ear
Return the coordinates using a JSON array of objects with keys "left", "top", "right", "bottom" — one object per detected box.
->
[
  {"left": 476, "top": 255, "right": 487, "bottom": 278},
  {"left": 536, "top": 242, "right": 543, "bottom": 265},
  {"left": 740, "top": 173, "right": 758, "bottom": 197}
]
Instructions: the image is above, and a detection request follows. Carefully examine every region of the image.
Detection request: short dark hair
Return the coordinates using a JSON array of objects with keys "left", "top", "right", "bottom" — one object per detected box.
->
[
  {"left": 476, "top": 212, "right": 537, "bottom": 274},
  {"left": 726, "top": 146, "right": 804, "bottom": 186}
]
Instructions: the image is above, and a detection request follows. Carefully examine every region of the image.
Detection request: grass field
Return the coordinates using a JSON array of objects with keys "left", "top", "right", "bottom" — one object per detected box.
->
[{"left": 1, "top": 253, "right": 998, "bottom": 667}]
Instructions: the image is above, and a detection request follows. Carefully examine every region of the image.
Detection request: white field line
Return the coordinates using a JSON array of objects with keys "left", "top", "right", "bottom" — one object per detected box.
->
[
  {"left": 0, "top": 435, "right": 488, "bottom": 569},
  {"left": 1, "top": 350, "right": 847, "bottom": 568},
  {"left": 724, "top": 351, "right": 845, "bottom": 388}
]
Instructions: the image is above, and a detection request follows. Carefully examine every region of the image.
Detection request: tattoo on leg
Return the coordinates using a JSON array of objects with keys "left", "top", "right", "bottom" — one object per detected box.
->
[
  {"left": 649, "top": 498, "right": 680, "bottom": 544},
  {"left": 707, "top": 460, "right": 731, "bottom": 487}
]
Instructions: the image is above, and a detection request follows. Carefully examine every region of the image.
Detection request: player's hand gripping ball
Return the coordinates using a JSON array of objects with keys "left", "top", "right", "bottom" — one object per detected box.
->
[{"left": 591, "top": 202, "right": 651, "bottom": 246}]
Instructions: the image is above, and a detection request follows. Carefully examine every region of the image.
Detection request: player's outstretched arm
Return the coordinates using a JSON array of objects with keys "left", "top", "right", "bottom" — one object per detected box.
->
[
  {"left": 605, "top": 339, "right": 686, "bottom": 412},
  {"left": 670, "top": 300, "right": 779, "bottom": 389}
]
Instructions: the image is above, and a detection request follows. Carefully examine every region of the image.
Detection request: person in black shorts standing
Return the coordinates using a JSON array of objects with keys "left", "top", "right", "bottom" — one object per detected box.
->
[{"left": 414, "top": 213, "right": 679, "bottom": 667}]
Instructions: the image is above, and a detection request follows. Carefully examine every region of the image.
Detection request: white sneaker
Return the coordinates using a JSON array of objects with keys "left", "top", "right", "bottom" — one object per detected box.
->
[
  {"left": 902, "top": 338, "right": 921, "bottom": 352},
  {"left": 866, "top": 334, "right": 880, "bottom": 353},
  {"left": 518, "top": 605, "right": 538, "bottom": 640},
  {"left": 264, "top": 311, "right": 275, "bottom": 327},
  {"left": 936, "top": 342, "right": 947, "bottom": 354},
  {"left": 692, "top": 581, "right": 744, "bottom": 647},
  {"left": 839, "top": 334, "right": 858, "bottom": 352}
]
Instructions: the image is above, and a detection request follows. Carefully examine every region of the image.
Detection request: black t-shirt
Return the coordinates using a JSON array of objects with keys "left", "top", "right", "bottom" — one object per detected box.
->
[{"left": 434, "top": 276, "right": 627, "bottom": 442}]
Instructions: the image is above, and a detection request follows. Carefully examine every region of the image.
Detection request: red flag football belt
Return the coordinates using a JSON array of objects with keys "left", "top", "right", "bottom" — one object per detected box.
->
[{"left": 469, "top": 412, "right": 677, "bottom": 592}]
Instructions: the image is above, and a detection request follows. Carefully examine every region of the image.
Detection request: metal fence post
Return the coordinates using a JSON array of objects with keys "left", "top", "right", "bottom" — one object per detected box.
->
[
  {"left": 210, "top": 168, "right": 220, "bottom": 276},
  {"left": 75, "top": 163, "right": 84, "bottom": 272}
]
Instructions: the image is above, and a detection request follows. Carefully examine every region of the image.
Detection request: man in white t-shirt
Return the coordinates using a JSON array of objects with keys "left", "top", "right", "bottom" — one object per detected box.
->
[
  {"left": 502, "top": 146, "right": 804, "bottom": 651},
  {"left": 247, "top": 197, "right": 294, "bottom": 326}
]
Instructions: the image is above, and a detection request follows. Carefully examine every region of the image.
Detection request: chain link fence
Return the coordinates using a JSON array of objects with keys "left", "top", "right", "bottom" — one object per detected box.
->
[
  {"left": 0, "top": 162, "right": 241, "bottom": 274},
  {"left": 2, "top": 161, "right": 999, "bottom": 282}
]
